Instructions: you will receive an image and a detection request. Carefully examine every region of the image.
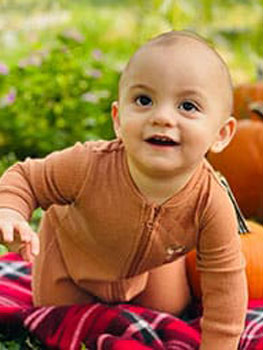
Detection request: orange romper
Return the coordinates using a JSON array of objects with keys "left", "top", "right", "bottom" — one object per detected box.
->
[{"left": 0, "top": 139, "right": 247, "bottom": 350}]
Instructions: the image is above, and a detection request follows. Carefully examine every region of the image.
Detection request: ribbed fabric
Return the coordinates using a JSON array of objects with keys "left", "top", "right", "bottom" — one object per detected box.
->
[{"left": 0, "top": 139, "right": 247, "bottom": 349}]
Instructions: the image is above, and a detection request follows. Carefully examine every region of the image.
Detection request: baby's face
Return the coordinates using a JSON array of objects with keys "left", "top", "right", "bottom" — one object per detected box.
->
[{"left": 112, "top": 39, "right": 233, "bottom": 178}]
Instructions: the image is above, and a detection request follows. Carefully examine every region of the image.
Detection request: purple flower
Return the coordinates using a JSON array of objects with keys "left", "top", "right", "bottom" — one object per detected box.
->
[
  {"left": 62, "top": 29, "right": 85, "bottom": 43},
  {"left": 6, "top": 89, "right": 16, "bottom": 104},
  {"left": 0, "top": 88, "right": 16, "bottom": 107},
  {"left": 81, "top": 92, "right": 99, "bottom": 103},
  {"left": 92, "top": 49, "right": 103, "bottom": 61},
  {"left": 0, "top": 63, "right": 9, "bottom": 75},
  {"left": 18, "top": 55, "right": 42, "bottom": 68},
  {"left": 81, "top": 90, "right": 110, "bottom": 104},
  {"left": 85, "top": 68, "right": 102, "bottom": 79}
]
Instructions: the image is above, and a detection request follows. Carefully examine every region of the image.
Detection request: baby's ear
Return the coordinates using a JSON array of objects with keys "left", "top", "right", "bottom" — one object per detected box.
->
[
  {"left": 210, "top": 116, "right": 236, "bottom": 153},
  {"left": 111, "top": 101, "right": 122, "bottom": 138}
]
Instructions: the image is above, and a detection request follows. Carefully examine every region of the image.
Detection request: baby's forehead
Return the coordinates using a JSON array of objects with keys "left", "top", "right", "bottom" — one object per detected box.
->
[
  {"left": 119, "top": 33, "right": 233, "bottom": 115},
  {"left": 123, "top": 43, "right": 227, "bottom": 94}
]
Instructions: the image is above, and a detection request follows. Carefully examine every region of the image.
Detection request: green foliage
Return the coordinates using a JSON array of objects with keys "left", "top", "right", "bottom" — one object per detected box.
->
[
  {"left": 138, "top": 0, "right": 263, "bottom": 81},
  {"left": 0, "top": 245, "right": 8, "bottom": 256},
  {"left": 30, "top": 208, "right": 43, "bottom": 232},
  {"left": 0, "top": 30, "right": 120, "bottom": 159},
  {"left": 0, "top": 1, "right": 261, "bottom": 161},
  {"left": 0, "top": 153, "right": 17, "bottom": 176},
  {"left": 0, "top": 331, "right": 43, "bottom": 349}
]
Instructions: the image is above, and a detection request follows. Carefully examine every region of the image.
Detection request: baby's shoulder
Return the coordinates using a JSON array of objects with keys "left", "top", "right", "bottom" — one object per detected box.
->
[
  {"left": 198, "top": 159, "right": 235, "bottom": 218},
  {"left": 202, "top": 158, "right": 228, "bottom": 192},
  {"left": 85, "top": 138, "right": 124, "bottom": 153}
]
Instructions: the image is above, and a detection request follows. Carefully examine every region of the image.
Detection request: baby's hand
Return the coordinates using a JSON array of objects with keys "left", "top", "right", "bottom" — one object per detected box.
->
[{"left": 0, "top": 208, "right": 39, "bottom": 262}]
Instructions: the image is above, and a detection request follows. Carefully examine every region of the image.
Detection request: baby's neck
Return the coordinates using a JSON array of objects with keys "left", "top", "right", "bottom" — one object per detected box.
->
[{"left": 127, "top": 162, "right": 197, "bottom": 206}]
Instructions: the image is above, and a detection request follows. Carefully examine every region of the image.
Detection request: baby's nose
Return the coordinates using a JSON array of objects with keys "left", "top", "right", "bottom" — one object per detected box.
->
[{"left": 150, "top": 107, "right": 177, "bottom": 127}]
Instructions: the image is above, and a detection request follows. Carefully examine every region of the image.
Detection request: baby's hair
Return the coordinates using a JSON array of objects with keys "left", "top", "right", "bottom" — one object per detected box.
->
[
  {"left": 144, "top": 30, "right": 208, "bottom": 46},
  {"left": 119, "top": 30, "right": 233, "bottom": 115},
  {"left": 146, "top": 30, "right": 232, "bottom": 85}
]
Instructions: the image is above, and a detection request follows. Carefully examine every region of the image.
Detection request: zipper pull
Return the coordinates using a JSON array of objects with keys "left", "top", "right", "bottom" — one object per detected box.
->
[{"left": 146, "top": 205, "right": 160, "bottom": 229}]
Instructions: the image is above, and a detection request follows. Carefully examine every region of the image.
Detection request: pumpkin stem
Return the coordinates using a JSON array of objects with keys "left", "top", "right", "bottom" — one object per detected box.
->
[
  {"left": 217, "top": 173, "right": 250, "bottom": 234},
  {"left": 257, "top": 65, "right": 263, "bottom": 80},
  {"left": 249, "top": 102, "right": 263, "bottom": 120}
]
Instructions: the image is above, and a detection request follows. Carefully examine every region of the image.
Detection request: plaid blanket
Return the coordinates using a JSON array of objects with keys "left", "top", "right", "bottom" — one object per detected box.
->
[{"left": 0, "top": 253, "right": 262, "bottom": 350}]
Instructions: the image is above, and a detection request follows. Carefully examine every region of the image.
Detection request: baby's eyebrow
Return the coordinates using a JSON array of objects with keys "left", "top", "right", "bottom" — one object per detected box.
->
[
  {"left": 177, "top": 88, "right": 205, "bottom": 98},
  {"left": 176, "top": 88, "right": 208, "bottom": 103},
  {"left": 129, "top": 83, "right": 155, "bottom": 92}
]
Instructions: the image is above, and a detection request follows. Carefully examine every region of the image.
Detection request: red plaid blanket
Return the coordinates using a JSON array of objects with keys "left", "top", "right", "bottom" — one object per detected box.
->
[{"left": 0, "top": 253, "right": 262, "bottom": 350}]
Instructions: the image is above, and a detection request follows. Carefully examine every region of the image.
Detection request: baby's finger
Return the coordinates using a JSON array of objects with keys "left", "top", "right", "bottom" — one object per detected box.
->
[
  {"left": 15, "top": 221, "right": 34, "bottom": 243},
  {"left": 0, "top": 223, "right": 14, "bottom": 242},
  {"left": 19, "top": 243, "right": 35, "bottom": 262},
  {"left": 30, "top": 232, "right": 40, "bottom": 256},
  {"left": 15, "top": 222, "right": 39, "bottom": 256}
]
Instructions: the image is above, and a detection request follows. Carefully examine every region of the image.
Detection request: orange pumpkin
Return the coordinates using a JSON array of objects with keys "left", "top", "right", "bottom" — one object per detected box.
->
[
  {"left": 207, "top": 119, "right": 263, "bottom": 221},
  {"left": 233, "top": 81, "right": 263, "bottom": 120},
  {"left": 186, "top": 221, "right": 263, "bottom": 300}
]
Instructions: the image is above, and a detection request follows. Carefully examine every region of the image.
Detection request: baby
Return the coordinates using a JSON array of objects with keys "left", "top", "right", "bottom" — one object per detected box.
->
[{"left": 0, "top": 31, "right": 247, "bottom": 349}]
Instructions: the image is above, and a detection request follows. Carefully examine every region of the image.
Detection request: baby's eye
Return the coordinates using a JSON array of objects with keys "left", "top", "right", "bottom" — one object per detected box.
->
[
  {"left": 135, "top": 95, "right": 153, "bottom": 107},
  {"left": 179, "top": 101, "right": 198, "bottom": 112}
]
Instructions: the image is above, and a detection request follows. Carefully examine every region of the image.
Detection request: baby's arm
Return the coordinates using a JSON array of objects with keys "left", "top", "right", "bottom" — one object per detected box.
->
[
  {"left": 0, "top": 142, "right": 91, "bottom": 214},
  {"left": 0, "top": 142, "right": 91, "bottom": 259},
  {"left": 198, "top": 192, "right": 247, "bottom": 350}
]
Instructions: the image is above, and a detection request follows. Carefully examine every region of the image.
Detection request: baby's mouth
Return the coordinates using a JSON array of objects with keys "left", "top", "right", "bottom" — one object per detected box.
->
[{"left": 145, "top": 135, "right": 180, "bottom": 147}]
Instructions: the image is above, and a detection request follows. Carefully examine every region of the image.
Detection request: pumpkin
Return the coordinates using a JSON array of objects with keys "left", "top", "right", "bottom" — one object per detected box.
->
[
  {"left": 233, "top": 81, "right": 263, "bottom": 120},
  {"left": 207, "top": 119, "right": 263, "bottom": 222},
  {"left": 186, "top": 220, "right": 263, "bottom": 300}
]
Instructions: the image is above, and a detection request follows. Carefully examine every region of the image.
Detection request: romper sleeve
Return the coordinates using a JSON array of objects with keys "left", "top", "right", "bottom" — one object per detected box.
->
[
  {"left": 197, "top": 181, "right": 248, "bottom": 350},
  {"left": 0, "top": 142, "right": 92, "bottom": 220}
]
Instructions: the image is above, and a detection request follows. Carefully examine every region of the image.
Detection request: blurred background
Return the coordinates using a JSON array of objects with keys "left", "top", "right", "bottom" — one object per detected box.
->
[
  {"left": 0, "top": 0, "right": 262, "bottom": 160},
  {"left": 0, "top": 0, "right": 262, "bottom": 229}
]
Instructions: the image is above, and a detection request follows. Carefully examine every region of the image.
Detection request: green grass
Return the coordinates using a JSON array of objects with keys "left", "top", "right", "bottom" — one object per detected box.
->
[
  {"left": 0, "top": 330, "right": 89, "bottom": 349},
  {"left": 0, "top": 331, "right": 43, "bottom": 350},
  {"left": 0, "top": 333, "right": 89, "bottom": 349}
]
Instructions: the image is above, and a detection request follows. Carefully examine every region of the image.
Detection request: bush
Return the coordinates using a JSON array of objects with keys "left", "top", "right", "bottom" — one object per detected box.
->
[{"left": 0, "top": 29, "right": 120, "bottom": 160}]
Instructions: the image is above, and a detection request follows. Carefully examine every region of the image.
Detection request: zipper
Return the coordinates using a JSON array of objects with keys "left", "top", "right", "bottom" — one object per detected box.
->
[
  {"left": 145, "top": 205, "right": 160, "bottom": 229},
  {"left": 126, "top": 205, "right": 161, "bottom": 277}
]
